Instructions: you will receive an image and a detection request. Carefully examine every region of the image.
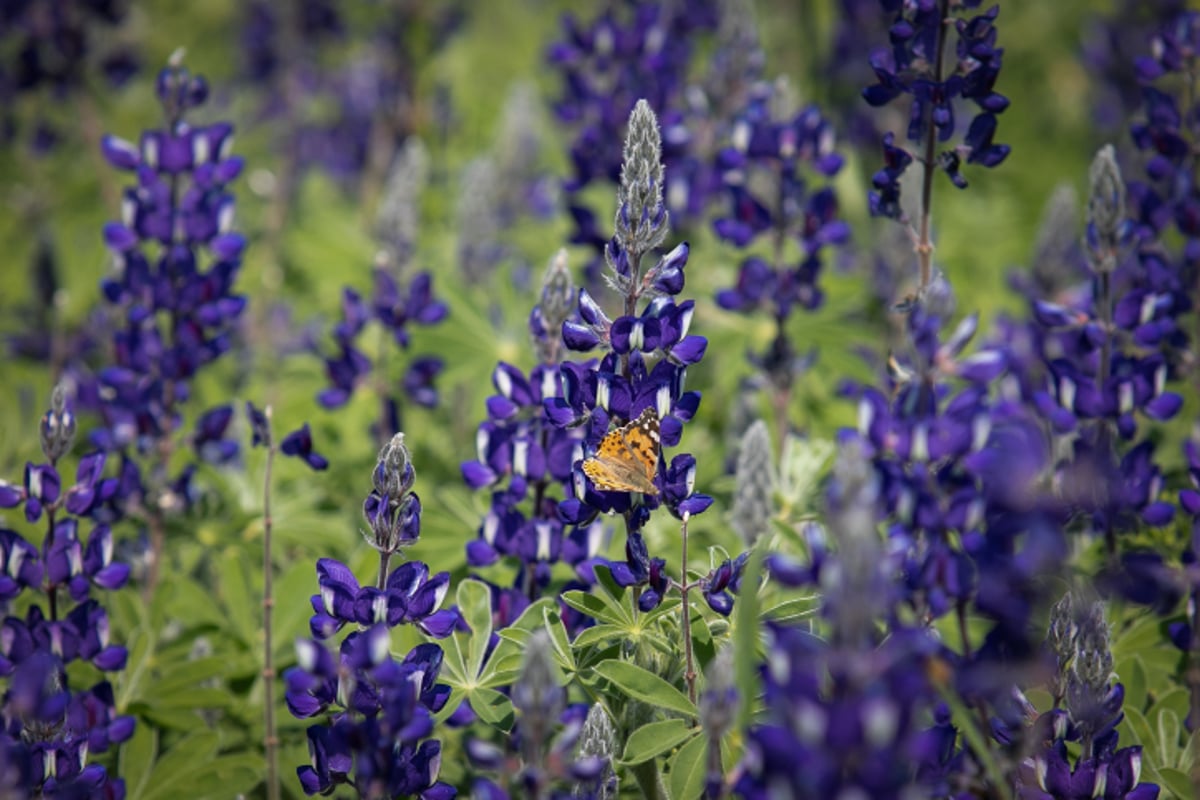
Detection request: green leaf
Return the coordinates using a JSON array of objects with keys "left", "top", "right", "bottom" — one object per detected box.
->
[
  {"left": 469, "top": 687, "right": 515, "bottom": 731},
  {"left": 1124, "top": 706, "right": 1154, "bottom": 749},
  {"left": 120, "top": 724, "right": 158, "bottom": 800},
  {"left": 592, "top": 660, "right": 695, "bottom": 718},
  {"left": 561, "top": 589, "right": 629, "bottom": 626},
  {"left": 1116, "top": 655, "right": 1147, "bottom": 714},
  {"left": 621, "top": 719, "right": 696, "bottom": 765},
  {"left": 734, "top": 547, "right": 766, "bottom": 731},
  {"left": 143, "top": 753, "right": 263, "bottom": 800},
  {"left": 1156, "top": 767, "right": 1193, "bottom": 800},
  {"left": 116, "top": 626, "right": 155, "bottom": 709},
  {"left": 216, "top": 549, "right": 256, "bottom": 647},
  {"left": 1155, "top": 708, "right": 1182, "bottom": 768},
  {"left": 592, "top": 564, "right": 627, "bottom": 604},
  {"left": 146, "top": 656, "right": 233, "bottom": 696},
  {"left": 667, "top": 729, "right": 708, "bottom": 800},
  {"left": 148, "top": 687, "right": 234, "bottom": 712},
  {"left": 140, "top": 730, "right": 220, "bottom": 800},
  {"left": 763, "top": 594, "right": 818, "bottom": 623},
  {"left": 542, "top": 605, "right": 577, "bottom": 672},
  {"left": 162, "top": 575, "right": 227, "bottom": 631},
  {"left": 433, "top": 688, "right": 466, "bottom": 726},
  {"left": 572, "top": 623, "right": 627, "bottom": 649},
  {"left": 457, "top": 578, "right": 494, "bottom": 679},
  {"left": 486, "top": 598, "right": 559, "bottom": 682}
]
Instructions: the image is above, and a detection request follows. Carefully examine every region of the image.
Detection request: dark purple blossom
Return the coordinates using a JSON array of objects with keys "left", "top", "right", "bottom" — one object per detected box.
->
[
  {"left": 286, "top": 437, "right": 455, "bottom": 798},
  {"left": 280, "top": 423, "right": 329, "bottom": 471}
]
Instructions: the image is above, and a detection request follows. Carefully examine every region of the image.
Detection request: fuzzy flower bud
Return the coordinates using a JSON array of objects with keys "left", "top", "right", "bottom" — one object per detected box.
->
[
  {"left": 732, "top": 420, "right": 774, "bottom": 547},
  {"left": 375, "top": 137, "right": 429, "bottom": 270},
  {"left": 700, "top": 646, "right": 739, "bottom": 799},
  {"left": 613, "top": 99, "right": 669, "bottom": 258},
  {"left": 372, "top": 432, "right": 415, "bottom": 499},
  {"left": 574, "top": 703, "right": 618, "bottom": 799},
  {"left": 1085, "top": 144, "right": 1125, "bottom": 274},
  {"left": 39, "top": 384, "right": 77, "bottom": 464},
  {"left": 512, "top": 629, "right": 564, "bottom": 766},
  {"left": 535, "top": 248, "right": 576, "bottom": 362}
]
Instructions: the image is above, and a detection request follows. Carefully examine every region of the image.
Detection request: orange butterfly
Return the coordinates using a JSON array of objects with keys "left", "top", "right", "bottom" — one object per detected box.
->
[{"left": 581, "top": 407, "right": 661, "bottom": 495}]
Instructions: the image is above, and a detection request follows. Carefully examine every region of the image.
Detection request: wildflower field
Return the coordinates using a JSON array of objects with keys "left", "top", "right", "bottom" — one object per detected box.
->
[{"left": 2, "top": 0, "right": 1199, "bottom": 797}]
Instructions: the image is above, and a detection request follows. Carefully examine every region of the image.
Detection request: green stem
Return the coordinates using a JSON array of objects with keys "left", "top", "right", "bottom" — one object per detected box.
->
[
  {"left": 680, "top": 516, "right": 697, "bottom": 707},
  {"left": 261, "top": 408, "right": 280, "bottom": 800},
  {"left": 915, "top": 0, "right": 951, "bottom": 290}
]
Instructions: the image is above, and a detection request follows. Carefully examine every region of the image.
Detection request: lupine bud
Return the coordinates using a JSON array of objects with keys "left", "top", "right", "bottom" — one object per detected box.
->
[
  {"left": 1086, "top": 144, "right": 1125, "bottom": 274},
  {"left": 539, "top": 249, "right": 576, "bottom": 338},
  {"left": 699, "top": 646, "right": 739, "bottom": 740},
  {"left": 512, "top": 629, "right": 564, "bottom": 766},
  {"left": 1046, "top": 592, "right": 1076, "bottom": 667},
  {"left": 375, "top": 137, "right": 429, "bottom": 269},
  {"left": 1072, "top": 601, "right": 1112, "bottom": 695},
  {"left": 1030, "top": 184, "right": 1082, "bottom": 296},
  {"left": 732, "top": 420, "right": 774, "bottom": 547},
  {"left": 700, "top": 647, "right": 739, "bottom": 800},
  {"left": 1065, "top": 599, "right": 1116, "bottom": 743},
  {"left": 613, "top": 99, "right": 669, "bottom": 257},
  {"left": 373, "top": 432, "right": 415, "bottom": 499},
  {"left": 573, "top": 703, "right": 618, "bottom": 799},
  {"left": 824, "top": 440, "right": 883, "bottom": 646},
  {"left": 457, "top": 156, "right": 502, "bottom": 282},
  {"left": 39, "top": 384, "right": 77, "bottom": 464}
]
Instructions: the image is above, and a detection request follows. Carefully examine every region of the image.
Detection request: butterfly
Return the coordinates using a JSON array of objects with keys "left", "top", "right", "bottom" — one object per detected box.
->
[{"left": 581, "top": 407, "right": 661, "bottom": 495}]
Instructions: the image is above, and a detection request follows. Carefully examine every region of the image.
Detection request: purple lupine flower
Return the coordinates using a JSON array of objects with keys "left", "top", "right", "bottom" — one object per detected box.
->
[
  {"left": 0, "top": 390, "right": 133, "bottom": 798},
  {"left": 49, "top": 54, "right": 250, "bottom": 538},
  {"left": 280, "top": 423, "right": 329, "bottom": 471},
  {"left": 311, "top": 172, "right": 448, "bottom": 437},
  {"left": 1082, "top": 0, "right": 1189, "bottom": 133},
  {"left": 460, "top": 251, "right": 610, "bottom": 639},
  {"left": 698, "top": 552, "right": 748, "bottom": 616},
  {"left": 0, "top": 1, "right": 138, "bottom": 148},
  {"left": 286, "top": 437, "right": 455, "bottom": 798},
  {"left": 547, "top": 0, "right": 721, "bottom": 268},
  {"left": 238, "top": 3, "right": 463, "bottom": 189},
  {"left": 861, "top": 1, "right": 1010, "bottom": 218},
  {"left": 711, "top": 78, "right": 849, "bottom": 408}
]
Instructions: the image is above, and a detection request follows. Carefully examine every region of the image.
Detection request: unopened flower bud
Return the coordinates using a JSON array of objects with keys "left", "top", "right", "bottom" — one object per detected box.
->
[
  {"left": 512, "top": 629, "right": 564, "bottom": 766},
  {"left": 39, "top": 383, "right": 77, "bottom": 464},
  {"left": 1086, "top": 144, "right": 1125, "bottom": 274}
]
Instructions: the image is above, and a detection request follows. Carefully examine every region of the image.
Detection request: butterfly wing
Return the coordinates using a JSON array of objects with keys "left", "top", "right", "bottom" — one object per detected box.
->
[{"left": 581, "top": 408, "right": 660, "bottom": 495}]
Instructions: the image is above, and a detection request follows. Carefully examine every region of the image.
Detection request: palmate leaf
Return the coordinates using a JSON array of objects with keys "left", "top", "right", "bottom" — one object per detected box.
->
[
  {"left": 438, "top": 579, "right": 572, "bottom": 730},
  {"left": 121, "top": 727, "right": 260, "bottom": 800}
]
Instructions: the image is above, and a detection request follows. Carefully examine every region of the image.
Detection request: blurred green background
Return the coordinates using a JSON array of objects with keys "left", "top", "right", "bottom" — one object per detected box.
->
[{"left": 0, "top": 0, "right": 1172, "bottom": 793}]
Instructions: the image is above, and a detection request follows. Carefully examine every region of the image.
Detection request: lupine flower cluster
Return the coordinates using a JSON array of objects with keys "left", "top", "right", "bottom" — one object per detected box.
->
[
  {"left": 460, "top": 250, "right": 608, "bottom": 634},
  {"left": 285, "top": 433, "right": 457, "bottom": 797},
  {"left": 9, "top": 0, "right": 1200, "bottom": 798},
  {"left": 548, "top": 100, "right": 711, "bottom": 583},
  {"left": 712, "top": 78, "right": 850, "bottom": 424},
  {"left": 239, "top": 1, "right": 463, "bottom": 189},
  {"left": 0, "top": 386, "right": 134, "bottom": 798},
  {"left": 863, "top": 0, "right": 1010, "bottom": 218},
  {"left": 313, "top": 138, "right": 448, "bottom": 442},
  {"left": 546, "top": 0, "right": 720, "bottom": 260},
  {"left": 738, "top": 444, "right": 947, "bottom": 797},
  {"left": 0, "top": 0, "right": 138, "bottom": 149},
  {"left": 60, "top": 53, "right": 248, "bottom": 589}
]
